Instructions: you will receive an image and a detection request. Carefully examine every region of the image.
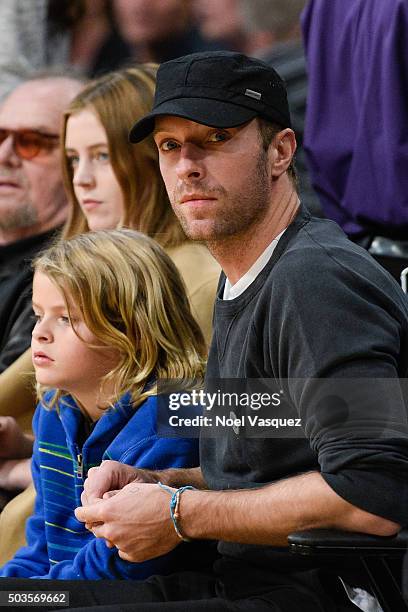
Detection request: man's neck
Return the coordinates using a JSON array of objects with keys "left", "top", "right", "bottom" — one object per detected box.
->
[
  {"left": 0, "top": 217, "right": 64, "bottom": 247},
  {"left": 208, "top": 189, "right": 300, "bottom": 286}
]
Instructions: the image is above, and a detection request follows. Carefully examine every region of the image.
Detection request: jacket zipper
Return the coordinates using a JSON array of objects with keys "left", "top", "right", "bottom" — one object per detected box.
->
[{"left": 77, "top": 453, "right": 83, "bottom": 479}]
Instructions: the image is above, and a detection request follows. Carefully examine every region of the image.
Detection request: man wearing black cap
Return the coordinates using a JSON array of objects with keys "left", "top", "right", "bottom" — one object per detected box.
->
[{"left": 53, "top": 51, "right": 408, "bottom": 611}]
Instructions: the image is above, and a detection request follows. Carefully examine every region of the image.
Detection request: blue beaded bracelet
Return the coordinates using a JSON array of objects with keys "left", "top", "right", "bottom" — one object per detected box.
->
[{"left": 158, "top": 482, "right": 195, "bottom": 542}]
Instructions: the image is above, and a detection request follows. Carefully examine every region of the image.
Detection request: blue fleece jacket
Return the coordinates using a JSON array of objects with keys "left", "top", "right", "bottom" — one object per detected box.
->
[{"left": 0, "top": 392, "right": 198, "bottom": 579}]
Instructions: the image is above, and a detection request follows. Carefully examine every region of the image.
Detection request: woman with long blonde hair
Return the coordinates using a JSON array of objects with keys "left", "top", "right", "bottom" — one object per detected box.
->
[{"left": 62, "top": 65, "right": 219, "bottom": 342}]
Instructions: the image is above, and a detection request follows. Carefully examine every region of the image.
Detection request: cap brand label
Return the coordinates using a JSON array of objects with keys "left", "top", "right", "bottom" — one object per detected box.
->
[{"left": 245, "top": 89, "right": 262, "bottom": 100}]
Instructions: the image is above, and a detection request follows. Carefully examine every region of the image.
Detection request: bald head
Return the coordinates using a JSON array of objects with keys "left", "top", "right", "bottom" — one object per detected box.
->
[{"left": 0, "top": 76, "right": 83, "bottom": 244}]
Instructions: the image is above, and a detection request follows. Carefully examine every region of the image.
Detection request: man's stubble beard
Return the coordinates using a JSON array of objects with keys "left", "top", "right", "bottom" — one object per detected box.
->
[
  {"left": 171, "top": 148, "right": 271, "bottom": 243},
  {"left": 0, "top": 202, "right": 38, "bottom": 232}
]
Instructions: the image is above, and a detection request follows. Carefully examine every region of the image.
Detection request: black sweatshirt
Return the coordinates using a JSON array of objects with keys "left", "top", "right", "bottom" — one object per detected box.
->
[{"left": 201, "top": 207, "right": 408, "bottom": 570}]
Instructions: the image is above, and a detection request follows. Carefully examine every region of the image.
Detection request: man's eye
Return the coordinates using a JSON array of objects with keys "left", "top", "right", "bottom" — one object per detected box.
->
[
  {"left": 208, "top": 131, "right": 229, "bottom": 143},
  {"left": 160, "top": 140, "right": 179, "bottom": 152}
]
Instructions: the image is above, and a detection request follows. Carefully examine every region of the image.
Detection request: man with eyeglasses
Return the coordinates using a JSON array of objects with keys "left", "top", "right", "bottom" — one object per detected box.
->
[{"left": 0, "top": 75, "right": 83, "bottom": 373}]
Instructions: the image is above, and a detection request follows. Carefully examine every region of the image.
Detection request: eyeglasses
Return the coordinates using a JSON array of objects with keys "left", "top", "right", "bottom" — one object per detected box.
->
[{"left": 0, "top": 128, "right": 59, "bottom": 160}]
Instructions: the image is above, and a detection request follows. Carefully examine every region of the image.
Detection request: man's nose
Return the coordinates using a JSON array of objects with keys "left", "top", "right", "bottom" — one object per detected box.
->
[{"left": 175, "top": 143, "right": 206, "bottom": 182}]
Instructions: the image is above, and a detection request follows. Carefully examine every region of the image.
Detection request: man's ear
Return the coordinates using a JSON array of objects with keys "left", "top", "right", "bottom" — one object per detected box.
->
[{"left": 269, "top": 129, "right": 297, "bottom": 178}]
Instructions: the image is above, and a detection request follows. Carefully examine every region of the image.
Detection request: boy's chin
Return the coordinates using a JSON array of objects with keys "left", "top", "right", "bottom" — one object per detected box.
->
[{"left": 34, "top": 372, "right": 57, "bottom": 387}]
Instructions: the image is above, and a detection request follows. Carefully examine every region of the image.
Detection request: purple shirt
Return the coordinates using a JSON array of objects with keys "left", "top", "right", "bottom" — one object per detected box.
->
[{"left": 302, "top": 0, "right": 408, "bottom": 237}]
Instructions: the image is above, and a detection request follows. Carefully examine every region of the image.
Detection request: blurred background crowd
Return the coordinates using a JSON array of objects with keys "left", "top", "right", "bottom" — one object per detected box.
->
[{"left": 0, "top": 0, "right": 306, "bottom": 82}]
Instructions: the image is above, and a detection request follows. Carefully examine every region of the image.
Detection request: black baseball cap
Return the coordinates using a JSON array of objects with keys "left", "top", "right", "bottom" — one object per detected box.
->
[{"left": 129, "top": 50, "right": 291, "bottom": 143}]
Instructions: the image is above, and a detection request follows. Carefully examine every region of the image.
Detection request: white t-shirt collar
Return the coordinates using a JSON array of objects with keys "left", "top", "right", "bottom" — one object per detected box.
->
[{"left": 223, "top": 229, "right": 286, "bottom": 300}]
